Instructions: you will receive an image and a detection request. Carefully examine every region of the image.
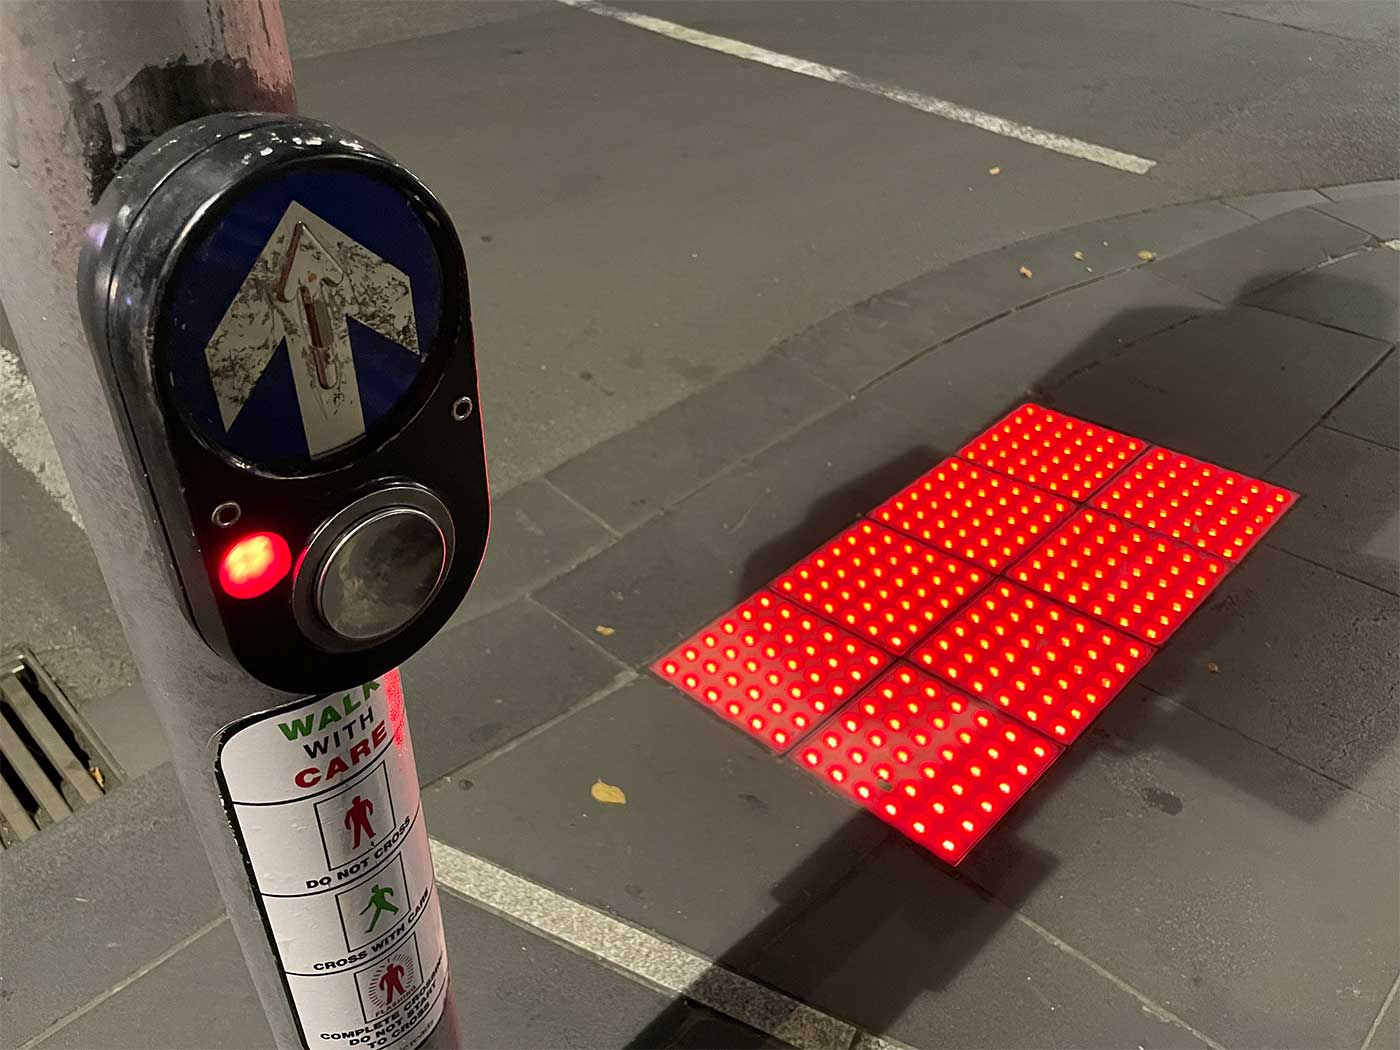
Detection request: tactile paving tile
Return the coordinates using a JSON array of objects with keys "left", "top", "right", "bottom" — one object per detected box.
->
[
  {"left": 653, "top": 592, "right": 892, "bottom": 752},
  {"left": 793, "top": 666, "right": 1062, "bottom": 864},
  {"left": 650, "top": 403, "right": 1289, "bottom": 865},
  {"left": 911, "top": 581, "right": 1152, "bottom": 743},
  {"left": 869, "top": 457, "right": 1076, "bottom": 572},
  {"left": 959, "top": 403, "right": 1146, "bottom": 501},
  {"left": 1009, "top": 508, "right": 1228, "bottom": 644},
  {"left": 771, "top": 520, "right": 988, "bottom": 655},
  {"left": 1092, "top": 446, "right": 1297, "bottom": 563}
]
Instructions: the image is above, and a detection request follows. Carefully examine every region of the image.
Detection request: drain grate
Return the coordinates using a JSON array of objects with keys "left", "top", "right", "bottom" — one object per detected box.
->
[{"left": 0, "top": 648, "right": 125, "bottom": 848}]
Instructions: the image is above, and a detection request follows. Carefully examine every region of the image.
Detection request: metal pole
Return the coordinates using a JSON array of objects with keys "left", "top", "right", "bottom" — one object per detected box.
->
[{"left": 0, "top": 5, "right": 458, "bottom": 1046}]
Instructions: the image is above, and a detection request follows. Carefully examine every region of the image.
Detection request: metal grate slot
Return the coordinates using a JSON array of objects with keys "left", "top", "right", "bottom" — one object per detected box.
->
[{"left": 0, "top": 648, "right": 125, "bottom": 848}]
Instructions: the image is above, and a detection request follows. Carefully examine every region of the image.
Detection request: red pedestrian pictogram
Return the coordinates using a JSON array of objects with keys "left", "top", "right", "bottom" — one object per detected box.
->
[
  {"left": 379, "top": 962, "right": 406, "bottom": 1005},
  {"left": 344, "top": 794, "right": 376, "bottom": 849}
]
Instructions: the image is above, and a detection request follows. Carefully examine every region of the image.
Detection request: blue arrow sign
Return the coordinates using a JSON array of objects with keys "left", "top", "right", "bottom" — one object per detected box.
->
[{"left": 162, "top": 168, "right": 444, "bottom": 470}]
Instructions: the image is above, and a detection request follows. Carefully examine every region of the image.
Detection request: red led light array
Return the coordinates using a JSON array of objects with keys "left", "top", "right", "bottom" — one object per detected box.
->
[
  {"left": 959, "top": 404, "right": 1145, "bottom": 501},
  {"left": 653, "top": 592, "right": 891, "bottom": 752},
  {"left": 793, "top": 666, "right": 1061, "bottom": 864},
  {"left": 870, "top": 457, "right": 1075, "bottom": 572},
  {"left": 912, "top": 581, "right": 1152, "bottom": 743},
  {"left": 771, "top": 521, "right": 988, "bottom": 655},
  {"left": 1009, "top": 508, "right": 1227, "bottom": 644},
  {"left": 1093, "top": 447, "right": 1297, "bottom": 563}
]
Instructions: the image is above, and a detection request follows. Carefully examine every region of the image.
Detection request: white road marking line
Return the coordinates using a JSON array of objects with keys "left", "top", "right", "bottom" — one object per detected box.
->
[
  {"left": 1361, "top": 970, "right": 1400, "bottom": 1050},
  {"left": 555, "top": 0, "right": 1157, "bottom": 175},
  {"left": 0, "top": 345, "right": 82, "bottom": 528},
  {"left": 429, "top": 838, "right": 890, "bottom": 1050}
]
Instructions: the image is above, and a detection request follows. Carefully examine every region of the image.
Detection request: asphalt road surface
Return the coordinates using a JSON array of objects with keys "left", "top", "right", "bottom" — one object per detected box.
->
[{"left": 2, "top": 0, "right": 1397, "bottom": 703}]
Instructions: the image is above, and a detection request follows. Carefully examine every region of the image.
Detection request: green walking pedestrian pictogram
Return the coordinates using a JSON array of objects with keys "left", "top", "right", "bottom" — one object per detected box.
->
[{"left": 359, "top": 883, "right": 400, "bottom": 934}]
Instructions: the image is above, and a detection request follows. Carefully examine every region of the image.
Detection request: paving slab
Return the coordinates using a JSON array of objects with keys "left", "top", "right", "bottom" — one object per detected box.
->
[
  {"left": 1315, "top": 194, "right": 1400, "bottom": 241},
  {"left": 548, "top": 352, "right": 844, "bottom": 533},
  {"left": 1327, "top": 349, "right": 1399, "bottom": 450},
  {"left": 1223, "top": 188, "right": 1329, "bottom": 220},
  {"left": 747, "top": 837, "right": 1211, "bottom": 1050},
  {"left": 1265, "top": 426, "right": 1399, "bottom": 593},
  {"left": 35, "top": 919, "right": 272, "bottom": 1049},
  {"left": 422, "top": 676, "right": 891, "bottom": 964},
  {"left": 36, "top": 886, "right": 747, "bottom": 1050},
  {"left": 775, "top": 202, "right": 1251, "bottom": 399},
  {"left": 0, "top": 766, "right": 223, "bottom": 1046},
  {"left": 1246, "top": 245, "right": 1399, "bottom": 341},
  {"left": 404, "top": 596, "right": 626, "bottom": 784},
  {"left": 539, "top": 398, "right": 941, "bottom": 665},
  {"left": 1048, "top": 304, "right": 1389, "bottom": 475},
  {"left": 940, "top": 203, "right": 1252, "bottom": 316},
  {"left": 960, "top": 686, "right": 1400, "bottom": 1050},
  {"left": 865, "top": 270, "right": 1219, "bottom": 426},
  {"left": 773, "top": 267, "right": 1008, "bottom": 396},
  {"left": 1137, "top": 547, "right": 1400, "bottom": 810},
  {"left": 0, "top": 445, "right": 134, "bottom": 707},
  {"left": 1320, "top": 180, "right": 1400, "bottom": 201},
  {"left": 1153, "top": 207, "right": 1372, "bottom": 302},
  {"left": 447, "top": 478, "right": 614, "bottom": 628}
]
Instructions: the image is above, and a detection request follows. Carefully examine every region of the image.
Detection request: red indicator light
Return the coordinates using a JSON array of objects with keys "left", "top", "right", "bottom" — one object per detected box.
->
[
  {"left": 959, "top": 404, "right": 1144, "bottom": 501},
  {"left": 1092, "top": 446, "right": 1297, "bottom": 563},
  {"left": 1009, "top": 508, "right": 1227, "bottom": 644},
  {"left": 771, "top": 520, "right": 987, "bottom": 654},
  {"left": 870, "top": 456, "right": 1075, "bottom": 571},
  {"left": 218, "top": 531, "right": 292, "bottom": 599},
  {"left": 912, "top": 581, "right": 1152, "bottom": 743},
  {"left": 792, "top": 666, "right": 1061, "bottom": 864},
  {"left": 652, "top": 592, "right": 891, "bottom": 752}
]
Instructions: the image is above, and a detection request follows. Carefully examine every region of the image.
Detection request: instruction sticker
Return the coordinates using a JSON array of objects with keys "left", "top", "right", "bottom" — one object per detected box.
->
[{"left": 216, "top": 669, "right": 448, "bottom": 1049}]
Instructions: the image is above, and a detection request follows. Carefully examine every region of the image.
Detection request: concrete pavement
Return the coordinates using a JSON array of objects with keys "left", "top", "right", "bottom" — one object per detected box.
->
[
  {"left": 5, "top": 0, "right": 1399, "bottom": 712},
  {"left": 6, "top": 184, "right": 1397, "bottom": 1049}
]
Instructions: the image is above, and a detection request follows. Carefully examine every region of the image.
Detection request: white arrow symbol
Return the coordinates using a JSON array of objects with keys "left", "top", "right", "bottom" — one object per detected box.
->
[{"left": 204, "top": 201, "right": 420, "bottom": 458}]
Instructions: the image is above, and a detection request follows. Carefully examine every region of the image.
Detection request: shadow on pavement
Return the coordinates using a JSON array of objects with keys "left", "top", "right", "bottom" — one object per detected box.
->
[
  {"left": 626, "top": 261, "right": 1393, "bottom": 1044},
  {"left": 625, "top": 813, "right": 1059, "bottom": 1048}
]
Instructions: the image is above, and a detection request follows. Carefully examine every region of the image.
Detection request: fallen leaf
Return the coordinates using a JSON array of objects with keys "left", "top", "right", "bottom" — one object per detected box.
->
[
  {"left": 988, "top": 166, "right": 1002, "bottom": 175},
  {"left": 595, "top": 625, "right": 616, "bottom": 636},
  {"left": 1018, "top": 265, "right": 1034, "bottom": 279},
  {"left": 591, "top": 779, "right": 627, "bottom": 805},
  {"left": 1207, "top": 662, "right": 1220, "bottom": 674},
  {"left": 1072, "top": 250, "right": 1085, "bottom": 261},
  {"left": 90, "top": 766, "right": 105, "bottom": 790},
  {"left": 1136, "top": 249, "right": 1157, "bottom": 261}
]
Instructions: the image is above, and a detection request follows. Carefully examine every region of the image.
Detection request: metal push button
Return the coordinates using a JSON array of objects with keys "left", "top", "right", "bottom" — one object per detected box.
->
[
  {"left": 316, "top": 507, "right": 445, "bottom": 641},
  {"left": 295, "top": 485, "right": 456, "bottom": 651}
]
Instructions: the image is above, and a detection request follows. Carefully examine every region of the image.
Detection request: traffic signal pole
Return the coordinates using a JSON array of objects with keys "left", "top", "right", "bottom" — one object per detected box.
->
[{"left": 0, "top": 5, "right": 464, "bottom": 1047}]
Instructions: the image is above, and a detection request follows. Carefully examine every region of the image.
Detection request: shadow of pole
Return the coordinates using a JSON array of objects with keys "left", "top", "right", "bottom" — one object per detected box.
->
[{"left": 625, "top": 258, "right": 1395, "bottom": 1046}]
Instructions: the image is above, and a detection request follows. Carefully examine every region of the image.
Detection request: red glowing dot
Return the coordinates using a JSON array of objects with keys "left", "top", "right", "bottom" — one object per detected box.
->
[{"left": 218, "top": 532, "right": 292, "bottom": 599}]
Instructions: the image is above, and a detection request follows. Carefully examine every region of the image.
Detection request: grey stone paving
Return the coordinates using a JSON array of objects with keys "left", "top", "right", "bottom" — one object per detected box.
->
[
  {"left": 1266, "top": 425, "right": 1400, "bottom": 592},
  {"left": 746, "top": 837, "right": 1214, "bottom": 1050},
  {"left": 423, "top": 676, "right": 890, "bottom": 964},
  {"left": 961, "top": 685, "right": 1399, "bottom": 1050},
  {"left": 1328, "top": 349, "right": 1400, "bottom": 450}
]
